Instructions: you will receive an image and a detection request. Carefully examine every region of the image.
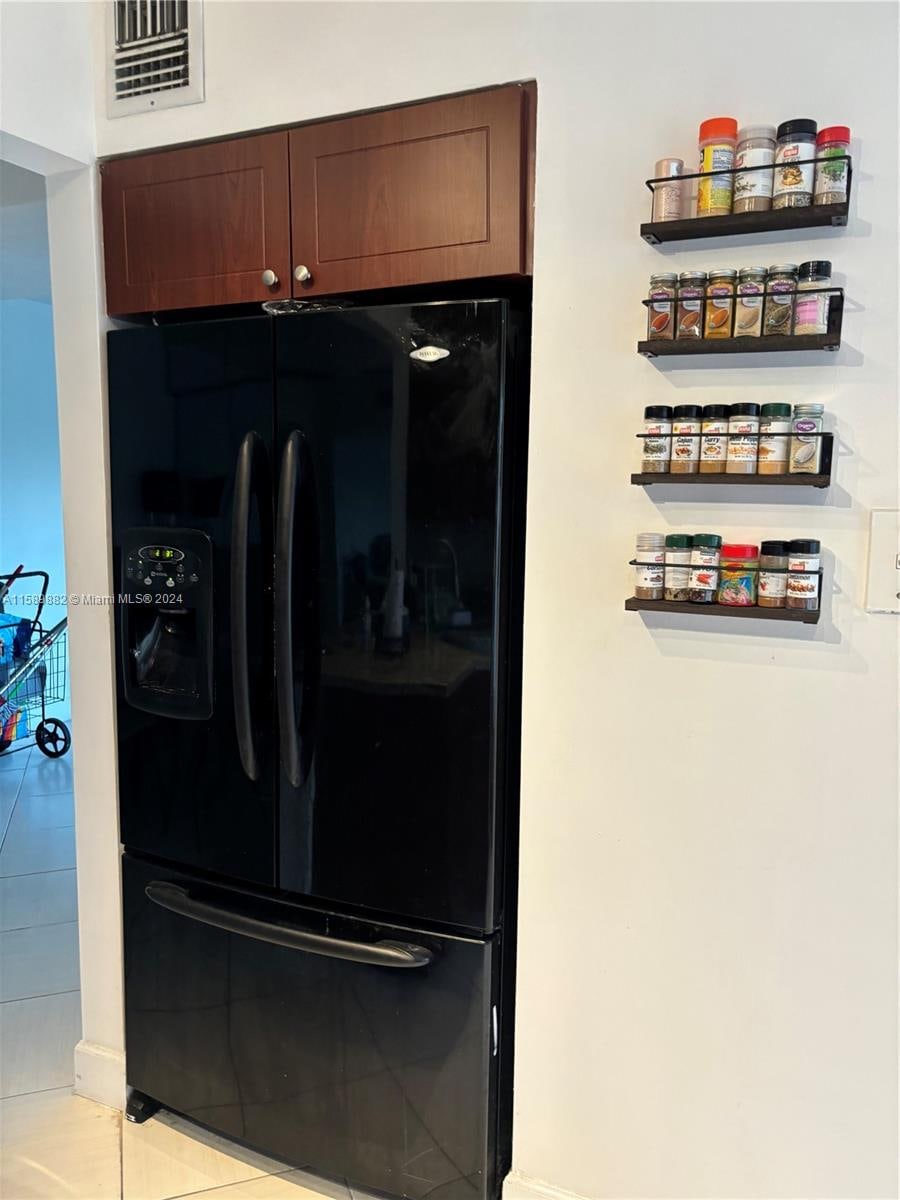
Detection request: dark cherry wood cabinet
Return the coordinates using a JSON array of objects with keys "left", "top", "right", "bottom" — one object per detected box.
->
[
  {"left": 101, "top": 132, "right": 291, "bottom": 315},
  {"left": 288, "top": 84, "right": 534, "bottom": 297},
  {"left": 100, "top": 84, "right": 535, "bottom": 315}
]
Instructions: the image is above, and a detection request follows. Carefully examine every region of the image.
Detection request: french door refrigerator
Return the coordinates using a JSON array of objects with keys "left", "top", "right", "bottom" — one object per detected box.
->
[{"left": 108, "top": 300, "right": 528, "bottom": 1200}]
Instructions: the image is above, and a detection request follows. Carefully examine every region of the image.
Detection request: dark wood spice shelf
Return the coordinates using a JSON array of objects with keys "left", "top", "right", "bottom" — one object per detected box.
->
[
  {"left": 631, "top": 472, "right": 832, "bottom": 489},
  {"left": 625, "top": 597, "right": 820, "bottom": 624},
  {"left": 640, "top": 201, "right": 849, "bottom": 245},
  {"left": 638, "top": 331, "right": 840, "bottom": 357}
]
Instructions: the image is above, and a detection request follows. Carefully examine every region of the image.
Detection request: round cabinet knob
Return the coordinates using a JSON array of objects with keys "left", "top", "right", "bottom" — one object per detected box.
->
[
  {"left": 294, "top": 265, "right": 313, "bottom": 284},
  {"left": 261, "top": 269, "right": 279, "bottom": 287}
]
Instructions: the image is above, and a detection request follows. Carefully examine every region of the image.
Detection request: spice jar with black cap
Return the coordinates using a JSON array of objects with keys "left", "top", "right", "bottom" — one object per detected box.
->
[
  {"left": 758, "top": 541, "right": 789, "bottom": 608},
  {"left": 773, "top": 119, "right": 817, "bottom": 208},
  {"left": 700, "top": 404, "right": 730, "bottom": 474},
  {"left": 726, "top": 403, "right": 760, "bottom": 474},
  {"left": 671, "top": 405, "right": 702, "bottom": 474},
  {"left": 642, "top": 406, "right": 673, "bottom": 473},
  {"left": 786, "top": 539, "right": 821, "bottom": 610},
  {"left": 793, "top": 261, "right": 833, "bottom": 335}
]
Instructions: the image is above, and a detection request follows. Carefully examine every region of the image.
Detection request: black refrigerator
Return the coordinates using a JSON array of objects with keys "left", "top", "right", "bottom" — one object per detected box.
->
[{"left": 108, "top": 299, "right": 528, "bottom": 1200}]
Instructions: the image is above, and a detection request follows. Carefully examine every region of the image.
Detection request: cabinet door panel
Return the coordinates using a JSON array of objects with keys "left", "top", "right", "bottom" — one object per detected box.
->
[
  {"left": 289, "top": 86, "right": 531, "bottom": 296},
  {"left": 102, "top": 133, "right": 291, "bottom": 315}
]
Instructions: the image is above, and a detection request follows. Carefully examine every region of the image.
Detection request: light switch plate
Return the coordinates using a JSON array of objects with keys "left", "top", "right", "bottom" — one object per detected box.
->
[{"left": 865, "top": 509, "right": 900, "bottom": 613}]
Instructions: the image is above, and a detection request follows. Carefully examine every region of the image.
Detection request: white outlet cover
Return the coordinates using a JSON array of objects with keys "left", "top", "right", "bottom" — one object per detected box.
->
[{"left": 865, "top": 509, "right": 900, "bottom": 613}]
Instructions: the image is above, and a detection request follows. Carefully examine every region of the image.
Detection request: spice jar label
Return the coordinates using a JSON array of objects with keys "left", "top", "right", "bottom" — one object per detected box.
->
[
  {"left": 815, "top": 149, "right": 849, "bottom": 201},
  {"left": 774, "top": 143, "right": 815, "bottom": 199},
  {"left": 698, "top": 145, "right": 735, "bottom": 215},
  {"left": 759, "top": 570, "right": 787, "bottom": 600},
  {"left": 734, "top": 147, "right": 775, "bottom": 202}
]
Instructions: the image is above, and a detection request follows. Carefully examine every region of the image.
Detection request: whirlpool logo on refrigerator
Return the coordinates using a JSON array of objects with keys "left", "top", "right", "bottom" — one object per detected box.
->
[{"left": 409, "top": 346, "right": 450, "bottom": 363}]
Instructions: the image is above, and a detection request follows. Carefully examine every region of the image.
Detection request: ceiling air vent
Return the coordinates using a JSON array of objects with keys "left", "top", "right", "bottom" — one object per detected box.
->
[{"left": 107, "top": 0, "right": 205, "bottom": 117}]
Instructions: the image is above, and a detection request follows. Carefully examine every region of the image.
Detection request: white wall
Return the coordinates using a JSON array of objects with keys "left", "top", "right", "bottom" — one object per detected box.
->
[
  {"left": 0, "top": 0, "right": 95, "bottom": 167},
  {"left": 91, "top": 2, "right": 898, "bottom": 1196},
  {"left": 1, "top": 0, "right": 125, "bottom": 1110}
]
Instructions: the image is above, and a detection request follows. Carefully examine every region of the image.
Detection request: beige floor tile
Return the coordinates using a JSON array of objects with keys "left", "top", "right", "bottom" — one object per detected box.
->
[
  {"left": 167, "top": 1170, "right": 350, "bottom": 1200},
  {"left": 0, "top": 825, "right": 76, "bottom": 876},
  {"left": 6, "top": 791, "right": 74, "bottom": 837},
  {"left": 122, "top": 1108, "right": 292, "bottom": 1200},
  {"left": 0, "top": 1086, "right": 121, "bottom": 1199},
  {"left": 0, "top": 870, "right": 78, "bottom": 931},
  {"left": 0, "top": 921, "right": 80, "bottom": 1001},
  {"left": 18, "top": 756, "right": 74, "bottom": 798},
  {"left": 0, "top": 990, "right": 82, "bottom": 1097}
]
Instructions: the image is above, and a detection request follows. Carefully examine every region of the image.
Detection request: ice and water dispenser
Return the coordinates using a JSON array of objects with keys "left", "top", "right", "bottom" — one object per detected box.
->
[{"left": 120, "top": 528, "right": 213, "bottom": 719}]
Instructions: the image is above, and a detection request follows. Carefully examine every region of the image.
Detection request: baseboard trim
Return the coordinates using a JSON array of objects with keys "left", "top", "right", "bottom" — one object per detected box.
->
[
  {"left": 73, "top": 1039, "right": 126, "bottom": 1111},
  {"left": 504, "top": 1171, "right": 594, "bottom": 1200}
]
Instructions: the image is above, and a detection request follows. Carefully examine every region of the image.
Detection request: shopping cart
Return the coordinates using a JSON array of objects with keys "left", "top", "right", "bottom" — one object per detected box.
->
[{"left": 0, "top": 567, "right": 71, "bottom": 759}]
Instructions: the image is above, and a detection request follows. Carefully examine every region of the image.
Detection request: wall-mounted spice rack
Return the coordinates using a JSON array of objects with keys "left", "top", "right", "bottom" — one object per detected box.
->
[
  {"left": 631, "top": 432, "right": 834, "bottom": 488},
  {"left": 638, "top": 287, "right": 843, "bottom": 357},
  {"left": 640, "top": 157, "right": 851, "bottom": 244},
  {"left": 625, "top": 597, "right": 821, "bottom": 624}
]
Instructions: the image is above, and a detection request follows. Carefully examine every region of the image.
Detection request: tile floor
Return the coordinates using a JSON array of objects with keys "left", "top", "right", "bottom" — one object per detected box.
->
[{"left": 0, "top": 744, "right": 351, "bottom": 1200}]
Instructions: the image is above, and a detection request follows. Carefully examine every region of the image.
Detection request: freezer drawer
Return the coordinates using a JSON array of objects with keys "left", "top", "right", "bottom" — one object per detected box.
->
[{"left": 123, "top": 854, "right": 503, "bottom": 1200}]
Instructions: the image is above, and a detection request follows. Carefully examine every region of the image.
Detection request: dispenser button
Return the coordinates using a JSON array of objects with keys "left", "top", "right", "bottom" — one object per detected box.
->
[
  {"left": 143, "top": 577, "right": 152, "bottom": 586},
  {"left": 189, "top": 573, "right": 199, "bottom": 583},
  {"left": 166, "top": 578, "right": 175, "bottom": 587}
]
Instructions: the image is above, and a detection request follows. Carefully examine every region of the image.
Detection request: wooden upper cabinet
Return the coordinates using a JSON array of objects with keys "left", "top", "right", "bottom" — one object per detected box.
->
[
  {"left": 101, "top": 132, "right": 291, "bottom": 315},
  {"left": 288, "top": 85, "right": 534, "bottom": 297}
]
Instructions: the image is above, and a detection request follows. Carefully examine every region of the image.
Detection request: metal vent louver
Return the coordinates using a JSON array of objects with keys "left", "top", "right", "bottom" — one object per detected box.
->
[{"left": 108, "top": 0, "right": 204, "bottom": 117}]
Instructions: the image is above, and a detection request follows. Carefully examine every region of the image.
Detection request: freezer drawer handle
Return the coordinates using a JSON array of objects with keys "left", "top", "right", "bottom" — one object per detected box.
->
[
  {"left": 230, "top": 431, "right": 272, "bottom": 782},
  {"left": 145, "top": 882, "right": 435, "bottom": 969}
]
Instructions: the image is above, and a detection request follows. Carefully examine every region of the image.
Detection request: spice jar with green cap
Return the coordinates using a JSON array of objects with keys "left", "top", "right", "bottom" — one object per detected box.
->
[
  {"left": 664, "top": 535, "right": 692, "bottom": 601},
  {"left": 758, "top": 403, "right": 792, "bottom": 475},
  {"left": 689, "top": 534, "right": 722, "bottom": 604}
]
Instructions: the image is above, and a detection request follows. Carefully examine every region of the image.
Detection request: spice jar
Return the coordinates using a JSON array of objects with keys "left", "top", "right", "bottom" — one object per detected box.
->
[
  {"left": 634, "top": 533, "right": 665, "bottom": 600},
  {"left": 758, "top": 540, "right": 788, "bottom": 608},
  {"left": 814, "top": 126, "right": 851, "bottom": 205},
  {"left": 704, "top": 268, "right": 737, "bottom": 338},
  {"left": 763, "top": 264, "right": 798, "bottom": 336},
  {"left": 726, "top": 403, "right": 760, "bottom": 474},
  {"left": 651, "top": 158, "right": 685, "bottom": 222},
  {"left": 647, "top": 273, "right": 677, "bottom": 340},
  {"left": 793, "top": 261, "right": 832, "bottom": 335},
  {"left": 786, "top": 539, "right": 821, "bottom": 610},
  {"left": 735, "top": 267, "right": 767, "bottom": 337},
  {"left": 671, "top": 404, "right": 702, "bottom": 474},
  {"left": 700, "top": 404, "right": 730, "bottom": 474},
  {"left": 789, "top": 403, "right": 825, "bottom": 473},
  {"left": 733, "top": 125, "right": 776, "bottom": 213},
  {"left": 757, "top": 403, "right": 792, "bottom": 475},
  {"left": 697, "top": 117, "right": 738, "bottom": 217},
  {"left": 642, "top": 406, "right": 673, "bottom": 473},
  {"left": 718, "top": 543, "right": 759, "bottom": 606},
  {"left": 664, "top": 534, "right": 692, "bottom": 601},
  {"left": 676, "top": 272, "right": 707, "bottom": 339},
  {"left": 689, "top": 534, "right": 722, "bottom": 604},
  {"left": 773, "top": 119, "right": 817, "bottom": 209}
]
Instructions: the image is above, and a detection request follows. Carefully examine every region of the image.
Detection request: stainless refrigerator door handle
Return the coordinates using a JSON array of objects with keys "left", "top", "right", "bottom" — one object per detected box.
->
[
  {"left": 274, "top": 431, "right": 303, "bottom": 788},
  {"left": 230, "top": 431, "right": 271, "bottom": 782},
  {"left": 145, "top": 882, "right": 435, "bottom": 969}
]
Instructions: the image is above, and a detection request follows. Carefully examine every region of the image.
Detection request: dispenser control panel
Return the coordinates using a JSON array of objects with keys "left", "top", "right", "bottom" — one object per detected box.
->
[
  {"left": 124, "top": 542, "right": 204, "bottom": 596},
  {"left": 119, "top": 528, "right": 214, "bottom": 720}
]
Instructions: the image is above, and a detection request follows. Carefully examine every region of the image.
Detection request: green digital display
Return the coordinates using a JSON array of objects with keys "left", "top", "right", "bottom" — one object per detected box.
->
[{"left": 147, "top": 547, "right": 177, "bottom": 560}]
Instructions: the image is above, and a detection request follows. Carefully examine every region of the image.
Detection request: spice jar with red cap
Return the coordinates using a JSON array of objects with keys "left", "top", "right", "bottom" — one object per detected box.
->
[
  {"left": 697, "top": 117, "right": 738, "bottom": 216},
  {"left": 814, "top": 126, "right": 851, "bottom": 205},
  {"left": 718, "top": 544, "right": 759, "bottom": 606}
]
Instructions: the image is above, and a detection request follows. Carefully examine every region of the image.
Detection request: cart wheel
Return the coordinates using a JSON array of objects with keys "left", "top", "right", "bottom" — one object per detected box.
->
[{"left": 35, "top": 719, "right": 71, "bottom": 759}]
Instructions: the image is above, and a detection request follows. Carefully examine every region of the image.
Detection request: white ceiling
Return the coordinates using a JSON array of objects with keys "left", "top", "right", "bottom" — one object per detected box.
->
[{"left": 0, "top": 160, "right": 52, "bottom": 304}]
